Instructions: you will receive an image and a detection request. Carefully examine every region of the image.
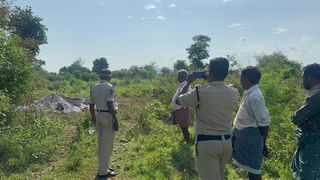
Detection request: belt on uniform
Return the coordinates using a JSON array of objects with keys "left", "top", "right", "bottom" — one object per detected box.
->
[
  {"left": 96, "top": 109, "right": 117, "bottom": 114},
  {"left": 96, "top": 110, "right": 110, "bottom": 112},
  {"left": 197, "top": 134, "right": 231, "bottom": 141},
  {"left": 195, "top": 134, "right": 231, "bottom": 157}
]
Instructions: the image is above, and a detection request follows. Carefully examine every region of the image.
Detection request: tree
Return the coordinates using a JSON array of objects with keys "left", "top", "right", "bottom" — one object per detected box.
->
[
  {"left": 59, "top": 58, "right": 94, "bottom": 81},
  {"left": 186, "top": 35, "right": 211, "bottom": 70},
  {"left": 226, "top": 54, "right": 241, "bottom": 74},
  {"left": 173, "top": 60, "right": 188, "bottom": 71},
  {"left": 256, "top": 51, "right": 302, "bottom": 79},
  {"left": 142, "top": 63, "right": 157, "bottom": 79},
  {"left": 0, "top": 0, "right": 10, "bottom": 27},
  {"left": 7, "top": 6, "right": 47, "bottom": 55},
  {"left": 0, "top": 30, "right": 32, "bottom": 101},
  {"left": 160, "top": 67, "right": 171, "bottom": 76},
  {"left": 92, "top": 57, "right": 109, "bottom": 74}
]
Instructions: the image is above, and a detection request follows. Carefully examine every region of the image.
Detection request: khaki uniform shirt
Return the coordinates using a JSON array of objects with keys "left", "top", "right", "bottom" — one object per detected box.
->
[
  {"left": 178, "top": 81, "right": 239, "bottom": 135},
  {"left": 88, "top": 80, "right": 116, "bottom": 110}
]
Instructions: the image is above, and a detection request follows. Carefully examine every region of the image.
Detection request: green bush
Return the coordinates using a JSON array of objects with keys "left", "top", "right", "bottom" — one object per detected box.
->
[{"left": 0, "top": 30, "right": 33, "bottom": 102}]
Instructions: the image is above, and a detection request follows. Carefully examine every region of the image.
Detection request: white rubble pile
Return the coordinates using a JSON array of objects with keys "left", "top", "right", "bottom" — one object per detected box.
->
[{"left": 34, "top": 94, "right": 88, "bottom": 113}]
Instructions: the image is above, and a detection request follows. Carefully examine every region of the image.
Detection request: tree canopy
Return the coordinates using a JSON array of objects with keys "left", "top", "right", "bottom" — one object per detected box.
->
[
  {"left": 92, "top": 57, "right": 109, "bottom": 74},
  {"left": 173, "top": 60, "right": 188, "bottom": 71},
  {"left": 7, "top": 6, "right": 47, "bottom": 55},
  {"left": 160, "top": 67, "right": 171, "bottom": 76},
  {"left": 186, "top": 35, "right": 211, "bottom": 70},
  {"left": 256, "top": 51, "right": 302, "bottom": 79},
  {"left": 59, "top": 59, "right": 98, "bottom": 81},
  {"left": 0, "top": 30, "right": 32, "bottom": 101}
]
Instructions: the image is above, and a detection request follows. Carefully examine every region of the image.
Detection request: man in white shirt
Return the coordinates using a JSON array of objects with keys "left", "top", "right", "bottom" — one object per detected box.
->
[
  {"left": 172, "top": 69, "right": 192, "bottom": 142},
  {"left": 232, "top": 66, "right": 271, "bottom": 180}
]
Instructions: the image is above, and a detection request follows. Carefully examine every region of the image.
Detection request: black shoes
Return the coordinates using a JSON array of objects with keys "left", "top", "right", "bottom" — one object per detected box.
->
[
  {"left": 97, "top": 168, "right": 117, "bottom": 178},
  {"left": 108, "top": 167, "right": 114, "bottom": 172},
  {"left": 97, "top": 171, "right": 117, "bottom": 178}
]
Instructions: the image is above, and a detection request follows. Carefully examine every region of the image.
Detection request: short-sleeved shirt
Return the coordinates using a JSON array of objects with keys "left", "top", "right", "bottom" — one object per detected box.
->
[
  {"left": 178, "top": 81, "right": 239, "bottom": 135},
  {"left": 233, "top": 85, "right": 271, "bottom": 130},
  {"left": 89, "top": 80, "right": 116, "bottom": 110}
]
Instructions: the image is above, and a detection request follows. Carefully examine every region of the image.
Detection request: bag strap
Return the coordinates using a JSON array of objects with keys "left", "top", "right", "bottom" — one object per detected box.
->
[{"left": 196, "top": 86, "right": 200, "bottom": 108}]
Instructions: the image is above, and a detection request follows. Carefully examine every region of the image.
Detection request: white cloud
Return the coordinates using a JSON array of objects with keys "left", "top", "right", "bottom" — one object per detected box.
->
[
  {"left": 169, "top": 3, "right": 176, "bottom": 8},
  {"left": 274, "top": 28, "right": 288, "bottom": 34},
  {"left": 301, "top": 35, "right": 313, "bottom": 41},
  {"left": 145, "top": 4, "right": 156, "bottom": 10},
  {"left": 127, "top": 16, "right": 133, "bottom": 19},
  {"left": 223, "top": 0, "right": 232, "bottom": 3},
  {"left": 141, "top": 16, "right": 165, "bottom": 20},
  {"left": 228, "top": 23, "right": 243, "bottom": 28},
  {"left": 156, "top": 16, "right": 165, "bottom": 20},
  {"left": 239, "top": 36, "right": 246, "bottom": 42}
]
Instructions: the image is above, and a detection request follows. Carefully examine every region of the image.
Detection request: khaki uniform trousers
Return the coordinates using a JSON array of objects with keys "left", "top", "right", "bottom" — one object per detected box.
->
[
  {"left": 196, "top": 137, "right": 232, "bottom": 180},
  {"left": 96, "top": 112, "right": 115, "bottom": 175}
]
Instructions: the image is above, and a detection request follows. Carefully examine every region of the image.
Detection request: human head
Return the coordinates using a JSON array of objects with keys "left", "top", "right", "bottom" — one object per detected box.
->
[
  {"left": 99, "top": 68, "right": 112, "bottom": 81},
  {"left": 208, "top": 57, "right": 229, "bottom": 82},
  {"left": 302, "top": 63, "right": 320, "bottom": 90},
  {"left": 240, "top": 66, "right": 261, "bottom": 90},
  {"left": 177, "top": 69, "right": 189, "bottom": 83}
]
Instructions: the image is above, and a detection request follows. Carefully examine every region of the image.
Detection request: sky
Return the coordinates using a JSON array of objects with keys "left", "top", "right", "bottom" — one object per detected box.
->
[{"left": 16, "top": 0, "right": 320, "bottom": 72}]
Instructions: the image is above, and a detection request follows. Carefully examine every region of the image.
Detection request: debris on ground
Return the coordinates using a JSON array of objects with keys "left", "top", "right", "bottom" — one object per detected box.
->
[{"left": 34, "top": 93, "right": 88, "bottom": 113}]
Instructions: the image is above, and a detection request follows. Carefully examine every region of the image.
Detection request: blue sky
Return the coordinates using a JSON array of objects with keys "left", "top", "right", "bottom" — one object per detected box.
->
[{"left": 16, "top": 0, "right": 320, "bottom": 72}]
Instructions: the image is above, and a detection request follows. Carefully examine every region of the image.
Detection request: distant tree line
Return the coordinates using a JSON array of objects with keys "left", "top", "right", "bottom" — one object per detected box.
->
[{"left": 56, "top": 57, "right": 109, "bottom": 82}]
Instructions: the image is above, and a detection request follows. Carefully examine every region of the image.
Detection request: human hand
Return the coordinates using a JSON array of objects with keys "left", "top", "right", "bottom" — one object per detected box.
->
[
  {"left": 186, "top": 72, "right": 197, "bottom": 84},
  {"left": 113, "top": 118, "right": 119, "bottom": 131},
  {"left": 299, "top": 121, "right": 316, "bottom": 130},
  {"left": 92, "top": 117, "right": 96, "bottom": 126},
  {"left": 263, "top": 144, "right": 269, "bottom": 158}
]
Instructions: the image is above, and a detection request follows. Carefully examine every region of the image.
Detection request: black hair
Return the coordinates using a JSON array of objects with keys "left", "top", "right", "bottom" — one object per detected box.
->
[
  {"left": 209, "top": 57, "right": 229, "bottom": 80},
  {"left": 303, "top": 63, "right": 320, "bottom": 81},
  {"left": 99, "top": 68, "right": 112, "bottom": 79},
  {"left": 241, "top": 66, "right": 261, "bottom": 84}
]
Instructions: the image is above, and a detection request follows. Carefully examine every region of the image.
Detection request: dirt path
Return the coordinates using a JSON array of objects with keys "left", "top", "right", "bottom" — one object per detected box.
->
[{"left": 30, "top": 98, "right": 140, "bottom": 180}]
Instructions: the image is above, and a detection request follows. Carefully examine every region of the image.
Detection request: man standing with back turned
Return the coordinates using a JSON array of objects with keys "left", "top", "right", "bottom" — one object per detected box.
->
[
  {"left": 292, "top": 63, "right": 320, "bottom": 179},
  {"left": 89, "top": 69, "right": 118, "bottom": 178},
  {"left": 176, "top": 58, "right": 239, "bottom": 180}
]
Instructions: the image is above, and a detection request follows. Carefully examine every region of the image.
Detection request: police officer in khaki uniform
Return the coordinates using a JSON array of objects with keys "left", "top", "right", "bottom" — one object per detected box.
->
[
  {"left": 176, "top": 58, "right": 239, "bottom": 180},
  {"left": 89, "top": 69, "right": 118, "bottom": 178}
]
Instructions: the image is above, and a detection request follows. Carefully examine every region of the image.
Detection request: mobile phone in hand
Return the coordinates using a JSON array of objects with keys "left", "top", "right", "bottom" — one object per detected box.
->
[{"left": 193, "top": 72, "right": 206, "bottom": 79}]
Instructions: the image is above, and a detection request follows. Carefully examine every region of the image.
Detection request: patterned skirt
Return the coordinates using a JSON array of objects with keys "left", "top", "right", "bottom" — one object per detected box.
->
[
  {"left": 232, "top": 127, "right": 263, "bottom": 174},
  {"left": 292, "top": 136, "right": 320, "bottom": 180}
]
